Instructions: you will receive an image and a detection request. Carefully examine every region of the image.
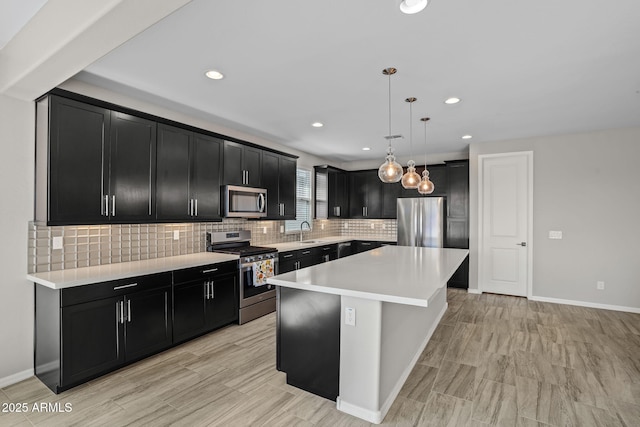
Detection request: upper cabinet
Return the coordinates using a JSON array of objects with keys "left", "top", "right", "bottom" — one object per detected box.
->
[
  {"left": 38, "top": 95, "right": 156, "bottom": 225},
  {"left": 315, "top": 166, "right": 349, "bottom": 219},
  {"left": 156, "top": 124, "right": 223, "bottom": 222},
  {"left": 36, "top": 91, "right": 298, "bottom": 226},
  {"left": 348, "top": 170, "right": 383, "bottom": 218},
  {"left": 445, "top": 160, "right": 469, "bottom": 249},
  {"left": 222, "top": 140, "right": 262, "bottom": 187},
  {"left": 262, "top": 151, "right": 296, "bottom": 220}
]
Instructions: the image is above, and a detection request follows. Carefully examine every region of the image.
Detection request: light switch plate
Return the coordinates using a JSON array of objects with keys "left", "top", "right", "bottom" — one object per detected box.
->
[
  {"left": 548, "top": 230, "right": 563, "bottom": 239},
  {"left": 280, "top": 225, "right": 284, "bottom": 233},
  {"left": 173, "top": 230, "right": 180, "bottom": 240},
  {"left": 345, "top": 307, "right": 356, "bottom": 326}
]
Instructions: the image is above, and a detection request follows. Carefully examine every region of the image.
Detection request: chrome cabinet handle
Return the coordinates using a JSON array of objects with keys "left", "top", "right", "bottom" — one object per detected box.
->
[
  {"left": 195, "top": 199, "right": 198, "bottom": 216},
  {"left": 336, "top": 206, "right": 340, "bottom": 217},
  {"left": 113, "top": 283, "right": 138, "bottom": 290},
  {"left": 112, "top": 195, "right": 116, "bottom": 216},
  {"left": 210, "top": 282, "right": 214, "bottom": 299},
  {"left": 104, "top": 195, "right": 109, "bottom": 216},
  {"left": 127, "top": 299, "right": 131, "bottom": 322},
  {"left": 283, "top": 254, "right": 293, "bottom": 258},
  {"left": 516, "top": 242, "right": 527, "bottom": 247},
  {"left": 189, "top": 199, "right": 194, "bottom": 216},
  {"left": 119, "top": 301, "right": 125, "bottom": 324},
  {"left": 302, "top": 250, "right": 311, "bottom": 255},
  {"left": 202, "top": 268, "right": 218, "bottom": 274}
]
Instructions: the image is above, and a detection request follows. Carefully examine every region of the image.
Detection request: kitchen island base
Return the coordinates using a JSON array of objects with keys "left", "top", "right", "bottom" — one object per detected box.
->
[{"left": 277, "top": 285, "right": 447, "bottom": 424}]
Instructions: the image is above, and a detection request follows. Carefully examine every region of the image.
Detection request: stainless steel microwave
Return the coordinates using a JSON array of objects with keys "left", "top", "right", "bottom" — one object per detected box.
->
[{"left": 223, "top": 185, "right": 267, "bottom": 218}]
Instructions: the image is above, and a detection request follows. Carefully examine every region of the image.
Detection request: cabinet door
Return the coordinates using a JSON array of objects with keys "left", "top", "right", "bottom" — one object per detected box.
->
[
  {"left": 109, "top": 112, "right": 157, "bottom": 222},
  {"left": 261, "top": 151, "right": 280, "bottom": 218},
  {"left": 223, "top": 141, "right": 244, "bottom": 185},
  {"left": 427, "top": 164, "right": 447, "bottom": 197},
  {"left": 243, "top": 146, "right": 262, "bottom": 187},
  {"left": 279, "top": 252, "right": 297, "bottom": 273},
  {"left": 124, "top": 287, "right": 172, "bottom": 361},
  {"left": 208, "top": 273, "right": 239, "bottom": 329},
  {"left": 156, "top": 124, "right": 191, "bottom": 221},
  {"left": 192, "top": 134, "right": 223, "bottom": 220},
  {"left": 334, "top": 171, "right": 348, "bottom": 217},
  {"left": 61, "top": 296, "right": 123, "bottom": 387},
  {"left": 382, "top": 178, "right": 402, "bottom": 218},
  {"left": 348, "top": 171, "right": 368, "bottom": 218},
  {"left": 48, "top": 96, "right": 110, "bottom": 225},
  {"left": 364, "top": 170, "right": 383, "bottom": 218},
  {"left": 447, "top": 161, "right": 469, "bottom": 218},
  {"left": 173, "top": 281, "right": 208, "bottom": 344},
  {"left": 279, "top": 156, "right": 296, "bottom": 219}
]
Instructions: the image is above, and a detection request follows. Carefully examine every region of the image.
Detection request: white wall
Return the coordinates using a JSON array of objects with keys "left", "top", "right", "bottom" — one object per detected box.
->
[
  {"left": 0, "top": 94, "right": 35, "bottom": 385},
  {"left": 469, "top": 128, "right": 640, "bottom": 309}
]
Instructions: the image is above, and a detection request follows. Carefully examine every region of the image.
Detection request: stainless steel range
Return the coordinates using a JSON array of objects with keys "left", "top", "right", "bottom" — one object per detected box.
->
[{"left": 206, "top": 230, "right": 278, "bottom": 324}]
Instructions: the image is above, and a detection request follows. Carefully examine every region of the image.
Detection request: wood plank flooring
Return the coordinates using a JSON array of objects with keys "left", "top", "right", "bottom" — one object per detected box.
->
[{"left": 2, "top": 289, "right": 639, "bottom": 426}]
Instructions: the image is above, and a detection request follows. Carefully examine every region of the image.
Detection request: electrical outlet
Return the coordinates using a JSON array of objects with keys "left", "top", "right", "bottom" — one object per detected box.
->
[
  {"left": 173, "top": 230, "right": 180, "bottom": 240},
  {"left": 370, "top": 223, "right": 375, "bottom": 230},
  {"left": 262, "top": 226, "right": 267, "bottom": 234},
  {"left": 321, "top": 223, "right": 325, "bottom": 230},
  {"left": 597, "top": 281, "right": 605, "bottom": 290},
  {"left": 52, "top": 236, "right": 63, "bottom": 250},
  {"left": 280, "top": 225, "right": 284, "bottom": 233},
  {"left": 382, "top": 223, "right": 386, "bottom": 230},
  {"left": 344, "top": 223, "right": 349, "bottom": 229},
  {"left": 345, "top": 307, "right": 356, "bottom": 326}
]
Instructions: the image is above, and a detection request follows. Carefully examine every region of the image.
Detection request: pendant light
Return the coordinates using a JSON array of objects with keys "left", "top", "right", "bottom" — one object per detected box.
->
[
  {"left": 417, "top": 117, "right": 435, "bottom": 195},
  {"left": 401, "top": 97, "right": 421, "bottom": 189},
  {"left": 378, "top": 67, "right": 403, "bottom": 183}
]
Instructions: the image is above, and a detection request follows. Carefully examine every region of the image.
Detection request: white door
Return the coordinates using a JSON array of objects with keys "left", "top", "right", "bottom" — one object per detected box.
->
[{"left": 479, "top": 152, "right": 532, "bottom": 297}]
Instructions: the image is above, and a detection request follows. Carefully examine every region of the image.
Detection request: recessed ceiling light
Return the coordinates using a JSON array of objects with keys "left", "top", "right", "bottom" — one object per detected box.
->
[
  {"left": 205, "top": 70, "right": 224, "bottom": 80},
  {"left": 444, "top": 97, "right": 461, "bottom": 104},
  {"left": 311, "top": 122, "right": 324, "bottom": 128},
  {"left": 362, "top": 147, "right": 371, "bottom": 151},
  {"left": 462, "top": 135, "right": 473, "bottom": 140},
  {"left": 399, "top": 0, "right": 428, "bottom": 14}
]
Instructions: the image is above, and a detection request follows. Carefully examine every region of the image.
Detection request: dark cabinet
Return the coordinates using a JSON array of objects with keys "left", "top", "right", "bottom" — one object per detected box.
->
[
  {"left": 312, "top": 244, "right": 338, "bottom": 264},
  {"left": 173, "top": 261, "right": 239, "bottom": 344},
  {"left": 223, "top": 140, "right": 262, "bottom": 187},
  {"left": 444, "top": 160, "right": 470, "bottom": 289},
  {"left": 279, "top": 249, "right": 314, "bottom": 273},
  {"left": 353, "top": 240, "right": 383, "bottom": 254},
  {"left": 262, "top": 152, "right": 296, "bottom": 219},
  {"left": 37, "top": 272, "right": 173, "bottom": 392},
  {"left": 156, "top": 124, "right": 223, "bottom": 221},
  {"left": 315, "top": 166, "right": 349, "bottom": 219},
  {"left": 37, "top": 95, "right": 157, "bottom": 225},
  {"left": 349, "top": 170, "right": 383, "bottom": 218}
]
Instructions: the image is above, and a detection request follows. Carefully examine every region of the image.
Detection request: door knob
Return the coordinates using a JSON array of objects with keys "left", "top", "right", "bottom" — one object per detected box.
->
[{"left": 516, "top": 242, "right": 527, "bottom": 247}]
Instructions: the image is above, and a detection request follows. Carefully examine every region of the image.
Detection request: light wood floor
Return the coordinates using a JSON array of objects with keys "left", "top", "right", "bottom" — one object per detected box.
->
[{"left": 2, "top": 289, "right": 639, "bottom": 426}]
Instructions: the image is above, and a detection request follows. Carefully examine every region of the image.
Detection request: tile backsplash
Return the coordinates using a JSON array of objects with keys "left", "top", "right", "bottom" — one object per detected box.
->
[{"left": 28, "top": 218, "right": 397, "bottom": 273}]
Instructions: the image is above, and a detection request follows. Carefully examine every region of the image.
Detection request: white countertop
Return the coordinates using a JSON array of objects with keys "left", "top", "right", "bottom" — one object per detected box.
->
[
  {"left": 270, "top": 235, "right": 396, "bottom": 252},
  {"left": 27, "top": 252, "right": 239, "bottom": 290},
  {"left": 268, "top": 246, "right": 469, "bottom": 307}
]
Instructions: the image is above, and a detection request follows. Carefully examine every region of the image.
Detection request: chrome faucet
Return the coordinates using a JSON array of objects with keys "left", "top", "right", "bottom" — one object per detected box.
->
[{"left": 300, "top": 221, "right": 311, "bottom": 242}]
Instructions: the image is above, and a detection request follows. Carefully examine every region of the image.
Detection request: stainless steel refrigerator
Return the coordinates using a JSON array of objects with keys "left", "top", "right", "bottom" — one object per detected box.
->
[{"left": 397, "top": 197, "right": 444, "bottom": 248}]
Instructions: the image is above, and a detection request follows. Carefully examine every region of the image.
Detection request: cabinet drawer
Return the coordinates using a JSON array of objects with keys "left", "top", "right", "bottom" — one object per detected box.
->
[
  {"left": 173, "top": 260, "right": 238, "bottom": 284},
  {"left": 61, "top": 272, "right": 172, "bottom": 307}
]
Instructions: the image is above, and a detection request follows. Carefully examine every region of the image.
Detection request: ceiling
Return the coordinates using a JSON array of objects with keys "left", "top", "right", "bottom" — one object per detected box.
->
[
  {"left": 56, "top": 1, "right": 640, "bottom": 162},
  {"left": 0, "top": 0, "right": 47, "bottom": 50}
]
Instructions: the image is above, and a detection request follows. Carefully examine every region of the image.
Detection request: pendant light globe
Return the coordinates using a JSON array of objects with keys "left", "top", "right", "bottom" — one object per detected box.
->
[
  {"left": 378, "top": 146, "right": 403, "bottom": 183},
  {"left": 417, "top": 169, "right": 435, "bottom": 194},
  {"left": 401, "top": 160, "right": 421, "bottom": 189}
]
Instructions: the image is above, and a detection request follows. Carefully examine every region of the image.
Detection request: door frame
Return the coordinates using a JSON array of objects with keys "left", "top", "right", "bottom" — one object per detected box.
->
[{"left": 478, "top": 151, "right": 534, "bottom": 297}]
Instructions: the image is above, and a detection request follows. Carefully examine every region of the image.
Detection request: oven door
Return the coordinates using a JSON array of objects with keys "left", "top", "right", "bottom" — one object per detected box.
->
[{"left": 239, "top": 257, "right": 278, "bottom": 308}]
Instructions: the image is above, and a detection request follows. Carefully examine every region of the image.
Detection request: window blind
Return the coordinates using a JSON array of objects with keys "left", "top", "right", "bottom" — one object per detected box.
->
[{"left": 285, "top": 168, "right": 312, "bottom": 232}]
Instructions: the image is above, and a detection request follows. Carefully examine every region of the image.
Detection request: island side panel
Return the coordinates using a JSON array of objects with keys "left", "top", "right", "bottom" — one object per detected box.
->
[
  {"left": 379, "top": 286, "right": 448, "bottom": 414},
  {"left": 277, "top": 286, "right": 341, "bottom": 401},
  {"left": 337, "top": 296, "right": 383, "bottom": 422}
]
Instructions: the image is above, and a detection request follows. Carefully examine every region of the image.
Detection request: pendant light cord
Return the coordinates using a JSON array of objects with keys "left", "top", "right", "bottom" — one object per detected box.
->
[
  {"left": 423, "top": 120, "right": 428, "bottom": 167},
  {"left": 388, "top": 72, "right": 392, "bottom": 149},
  {"left": 409, "top": 101, "right": 413, "bottom": 158}
]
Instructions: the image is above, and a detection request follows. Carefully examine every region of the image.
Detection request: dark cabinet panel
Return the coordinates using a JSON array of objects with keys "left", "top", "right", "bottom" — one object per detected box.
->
[
  {"left": 47, "top": 96, "right": 110, "bottom": 225},
  {"left": 447, "top": 255, "right": 469, "bottom": 289},
  {"left": 61, "top": 296, "right": 123, "bottom": 388},
  {"left": 353, "top": 240, "right": 383, "bottom": 254},
  {"left": 156, "top": 125, "right": 191, "bottom": 221},
  {"left": 277, "top": 287, "right": 340, "bottom": 400},
  {"left": 223, "top": 140, "right": 262, "bottom": 187},
  {"left": 330, "top": 169, "right": 349, "bottom": 218},
  {"left": 109, "top": 112, "right": 156, "bottom": 222},
  {"left": 262, "top": 152, "right": 296, "bottom": 219},
  {"left": 173, "top": 281, "right": 208, "bottom": 343},
  {"left": 191, "top": 134, "right": 222, "bottom": 220},
  {"left": 349, "top": 170, "right": 383, "bottom": 218},
  {"left": 209, "top": 273, "right": 238, "bottom": 329},
  {"left": 382, "top": 178, "right": 403, "bottom": 218},
  {"left": 124, "top": 287, "right": 172, "bottom": 361},
  {"left": 445, "top": 160, "right": 470, "bottom": 288}
]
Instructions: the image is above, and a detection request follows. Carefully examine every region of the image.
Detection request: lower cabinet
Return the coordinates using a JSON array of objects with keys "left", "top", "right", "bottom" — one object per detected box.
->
[
  {"left": 35, "top": 262, "right": 239, "bottom": 394},
  {"left": 353, "top": 240, "right": 383, "bottom": 254},
  {"left": 312, "top": 244, "right": 337, "bottom": 264},
  {"left": 278, "top": 249, "right": 314, "bottom": 273},
  {"left": 173, "top": 261, "right": 239, "bottom": 343}
]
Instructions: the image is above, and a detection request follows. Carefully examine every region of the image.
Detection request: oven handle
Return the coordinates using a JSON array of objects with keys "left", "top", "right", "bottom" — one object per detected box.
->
[{"left": 257, "top": 193, "right": 266, "bottom": 213}]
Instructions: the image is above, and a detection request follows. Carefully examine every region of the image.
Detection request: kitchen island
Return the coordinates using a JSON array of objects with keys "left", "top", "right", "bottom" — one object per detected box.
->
[{"left": 267, "top": 245, "right": 469, "bottom": 424}]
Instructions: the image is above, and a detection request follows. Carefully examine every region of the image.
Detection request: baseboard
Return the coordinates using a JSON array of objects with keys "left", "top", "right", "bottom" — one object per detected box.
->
[
  {"left": 529, "top": 295, "right": 640, "bottom": 314},
  {"left": 0, "top": 369, "right": 34, "bottom": 389},
  {"left": 467, "top": 288, "right": 482, "bottom": 294},
  {"left": 336, "top": 398, "right": 383, "bottom": 424}
]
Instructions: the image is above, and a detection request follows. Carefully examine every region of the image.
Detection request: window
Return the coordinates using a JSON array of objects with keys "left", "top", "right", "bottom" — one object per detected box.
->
[{"left": 285, "top": 168, "right": 312, "bottom": 233}]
